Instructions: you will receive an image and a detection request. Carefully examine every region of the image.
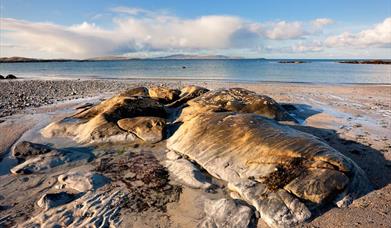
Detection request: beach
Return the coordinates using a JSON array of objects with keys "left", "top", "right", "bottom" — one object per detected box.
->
[{"left": 0, "top": 79, "right": 390, "bottom": 227}]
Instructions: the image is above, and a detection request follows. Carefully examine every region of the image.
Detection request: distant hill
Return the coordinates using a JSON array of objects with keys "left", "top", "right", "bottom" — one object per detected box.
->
[
  {"left": 0, "top": 57, "right": 76, "bottom": 63},
  {"left": 154, "top": 54, "right": 244, "bottom": 60},
  {"left": 0, "top": 55, "right": 264, "bottom": 63}
]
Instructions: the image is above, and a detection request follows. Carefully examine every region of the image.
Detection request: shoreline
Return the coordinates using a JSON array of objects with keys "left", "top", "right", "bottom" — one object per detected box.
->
[{"left": 4, "top": 76, "right": 391, "bottom": 86}]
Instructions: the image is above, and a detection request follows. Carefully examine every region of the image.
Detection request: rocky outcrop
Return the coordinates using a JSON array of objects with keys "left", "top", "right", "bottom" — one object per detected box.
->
[
  {"left": 41, "top": 94, "right": 166, "bottom": 144},
  {"left": 200, "top": 198, "right": 256, "bottom": 228},
  {"left": 33, "top": 86, "right": 372, "bottom": 227},
  {"left": 167, "top": 112, "right": 371, "bottom": 227},
  {"left": 180, "top": 88, "right": 295, "bottom": 122},
  {"left": 117, "top": 117, "right": 166, "bottom": 143}
]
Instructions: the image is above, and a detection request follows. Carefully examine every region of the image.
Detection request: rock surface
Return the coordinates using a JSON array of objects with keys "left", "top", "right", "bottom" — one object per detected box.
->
[
  {"left": 148, "top": 86, "right": 180, "bottom": 103},
  {"left": 117, "top": 117, "right": 166, "bottom": 143},
  {"left": 181, "top": 88, "right": 295, "bottom": 122},
  {"left": 57, "top": 171, "right": 109, "bottom": 192},
  {"left": 167, "top": 111, "right": 371, "bottom": 227},
  {"left": 200, "top": 198, "right": 255, "bottom": 228},
  {"left": 41, "top": 94, "right": 166, "bottom": 143},
  {"left": 24, "top": 190, "right": 124, "bottom": 227},
  {"left": 167, "top": 85, "right": 209, "bottom": 107},
  {"left": 165, "top": 159, "right": 212, "bottom": 189},
  {"left": 37, "top": 192, "right": 78, "bottom": 210},
  {"left": 12, "top": 141, "right": 51, "bottom": 158},
  {"left": 10, "top": 146, "right": 92, "bottom": 174}
]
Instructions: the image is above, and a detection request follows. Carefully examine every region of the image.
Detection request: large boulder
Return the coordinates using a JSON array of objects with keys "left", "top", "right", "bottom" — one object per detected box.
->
[
  {"left": 5, "top": 74, "right": 17, "bottom": 79},
  {"left": 117, "top": 117, "right": 166, "bottom": 143},
  {"left": 41, "top": 94, "right": 166, "bottom": 143},
  {"left": 180, "top": 88, "right": 295, "bottom": 122},
  {"left": 167, "top": 112, "right": 371, "bottom": 227}
]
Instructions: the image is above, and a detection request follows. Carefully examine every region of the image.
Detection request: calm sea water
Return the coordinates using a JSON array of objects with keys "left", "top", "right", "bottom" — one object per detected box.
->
[{"left": 0, "top": 59, "right": 390, "bottom": 83}]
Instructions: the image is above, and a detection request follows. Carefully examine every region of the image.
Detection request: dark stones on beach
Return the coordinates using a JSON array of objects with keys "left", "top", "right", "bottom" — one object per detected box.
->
[
  {"left": 0, "top": 74, "right": 17, "bottom": 79},
  {"left": 5, "top": 74, "right": 17, "bottom": 79}
]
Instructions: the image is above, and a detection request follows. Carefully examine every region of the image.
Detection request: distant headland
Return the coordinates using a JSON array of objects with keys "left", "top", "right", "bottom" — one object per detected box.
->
[{"left": 0, "top": 55, "right": 265, "bottom": 63}]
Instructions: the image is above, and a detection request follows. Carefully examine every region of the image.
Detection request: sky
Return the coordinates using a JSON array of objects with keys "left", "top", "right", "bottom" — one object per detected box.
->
[{"left": 0, "top": 0, "right": 390, "bottom": 59}]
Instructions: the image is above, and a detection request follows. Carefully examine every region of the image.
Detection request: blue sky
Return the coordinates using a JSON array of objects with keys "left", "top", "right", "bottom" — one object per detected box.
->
[{"left": 1, "top": 0, "right": 390, "bottom": 58}]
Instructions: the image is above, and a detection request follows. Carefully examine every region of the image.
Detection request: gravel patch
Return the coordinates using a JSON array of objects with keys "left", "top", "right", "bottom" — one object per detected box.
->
[{"left": 0, "top": 79, "right": 183, "bottom": 118}]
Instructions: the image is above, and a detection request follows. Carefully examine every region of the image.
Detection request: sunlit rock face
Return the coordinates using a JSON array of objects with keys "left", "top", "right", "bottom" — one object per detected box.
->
[
  {"left": 41, "top": 93, "right": 167, "bottom": 144},
  {"left": 117, "top": 117, "right": 166, "bottom": 143},
  {"left": 180, "top": 88, "right": 295, "bottom": 122},
  {"left": 167, "top": 112, "right": 371, "bottom": 227}
]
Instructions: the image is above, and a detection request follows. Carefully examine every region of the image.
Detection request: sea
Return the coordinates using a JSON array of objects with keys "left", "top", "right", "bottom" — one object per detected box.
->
[{"left": 0, "top": 59, "right": 390, "bottom": 84}]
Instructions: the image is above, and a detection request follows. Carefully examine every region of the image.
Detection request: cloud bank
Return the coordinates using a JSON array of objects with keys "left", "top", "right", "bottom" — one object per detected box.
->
[{"left": 1, "top": 7, "right": 390, "bottom": 58}]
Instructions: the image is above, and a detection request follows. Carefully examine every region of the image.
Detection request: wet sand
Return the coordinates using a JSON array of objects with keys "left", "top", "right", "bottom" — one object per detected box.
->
[{"left": 0, "top": 79, "right": 390, "bottom": 227}]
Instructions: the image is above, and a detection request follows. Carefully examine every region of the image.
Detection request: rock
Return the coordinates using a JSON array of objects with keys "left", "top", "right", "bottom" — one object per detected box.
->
[
  {"left": 180, "top": 88, "right": 295, "bottom": 122},
  {"left": 165, "top": 159, "right": 212, "bottom": 189},
  {"left": 117, "top": 117, "right": 166, "bottom": 143},
  {"left": 5, "top": 74, "right": 17, "bottom": 79},
  {"left": 167, "top": 112, "right": 371, "bottom": 227},
  {"left": 37, "top": 192, "right": 78, "bottom": 210},
  {"left": 166, "top": 85, "right": 209, "bottom": 108},
  {"left": 24, "top": 190, "right": 123, "bottom": 227},
  {"left": 57, "top": 171, "right": 109, "bottom": 192},
  {"left": 200, "top": 198, "right": 255, "bottom": 228},
  {"left": 10, "top": 149, "right": 92, "bottom": 174},
  {"left": 148, "top": 86, "right": 180, "bottom": 103},
  {"left": 0, "top": 75, "right": 4, "bottom": 79},
  {"left": 284, "top": 169, "right": 349, "bottom": 204},
  {"left": 41, "top": 94, "right": 166, "bottom": 143},
  {"left": 12, "top": 141, "right": 51, "bottom": 158},
  {"left": 166, "top": 150, "right": 181, "bottom": 160},
  {"left": 120, "top": 87, "right": 149, "bottom": 97}
]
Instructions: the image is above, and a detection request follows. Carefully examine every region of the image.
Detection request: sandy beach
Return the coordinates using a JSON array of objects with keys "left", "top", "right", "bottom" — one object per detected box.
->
[{"left": 0, "top": 79, "right": 390, "bottom": 227}]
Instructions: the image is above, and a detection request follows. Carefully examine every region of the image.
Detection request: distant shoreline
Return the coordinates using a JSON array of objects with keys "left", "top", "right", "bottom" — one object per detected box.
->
[{"left": 1, "top": 56, "right": 391, "bottom": 64}]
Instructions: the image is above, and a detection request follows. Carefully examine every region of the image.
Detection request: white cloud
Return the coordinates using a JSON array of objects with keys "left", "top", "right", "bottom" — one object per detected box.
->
[
  {"left": 325, "top": 17, "right": 391, "bottom": 48},
  {"left": 311, "top": 18, "right": 335, "bottom": 28},
  {"left": 264, "top": 21, "right": 307, "bottom": 40},
  {"left": 1, "top": 6, "right": 389, "bottom": 58}
]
